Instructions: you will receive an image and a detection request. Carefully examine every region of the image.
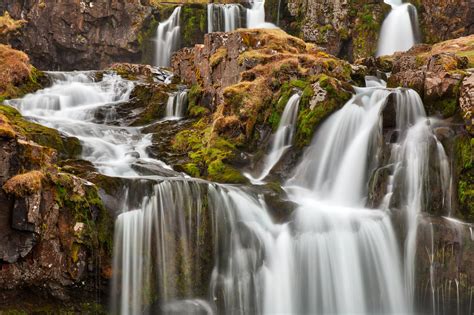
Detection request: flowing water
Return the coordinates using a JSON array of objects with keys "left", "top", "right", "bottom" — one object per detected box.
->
[
  {"left": 7, "top": 71, "right": 456, "bottom": 315},
  {"left": 245, "top": 93, "right": 300, "bottom": 184},
  {"left": 156, "top": 7, "right": 181, "bottom": 67},
  {"left": 246, "top": 0, "right": 277, "bottom": 29},
  {"left": 377, "top": 1, "right": 420, "bottom": 56},
  {"left": 207, "top": 4, "right": 243, "bottom": 33},
  {"left": 164, "top": 91, "right": 188, "bottom": 120}
]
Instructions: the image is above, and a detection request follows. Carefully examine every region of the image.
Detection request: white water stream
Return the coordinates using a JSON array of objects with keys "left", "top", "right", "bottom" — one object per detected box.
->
[
  {"left": 156, "top": 7, "right": 181, "bottom": 67},
  {"left": 164, "top": 90, "right": 188, "bottom": 120},
  {"left": 377, "top": 0, "right": 420, "bottom": 56},
  {"left": 245, "top": 93, "right": 300, "bottom": 184},
  {"left": 207, "top": 4, "right": 242, "bottom": 33},
  {"left": 6, "top": 69, "right": 458, "bottom": 315}
]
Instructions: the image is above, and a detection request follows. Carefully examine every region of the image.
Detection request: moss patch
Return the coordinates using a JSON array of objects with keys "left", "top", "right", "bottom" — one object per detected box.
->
[
  {"left": 455, "top": 135, "right": 474, "bottom": 221},
  {"left": 0, "top": 105, "right": 81, "bottom": 158}
]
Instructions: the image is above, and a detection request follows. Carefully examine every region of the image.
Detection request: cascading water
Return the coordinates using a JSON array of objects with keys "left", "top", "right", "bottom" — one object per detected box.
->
[
  {"left": 377, "top": 89, "right": 453, "bottom": 307},
  {"left": 377, "top": 0, "right": 420, "bottom": 56},
  {"left": 164, "top": 90, "right": 188, "bottom": 120},
  {"left": 245, "top": 93, "right": 300, "bottom": 184},
  {"left": 246, "top": 0, "right": 276, "bottom": 29},
  {"left": 7, "top": 68, "right": 459, "bottom": 314},
  {"left": 156, "top": 7, "right": 181, "bottom": 67},
  {"left": 207, "top": 4, "right": 242, "bottom": 33}
]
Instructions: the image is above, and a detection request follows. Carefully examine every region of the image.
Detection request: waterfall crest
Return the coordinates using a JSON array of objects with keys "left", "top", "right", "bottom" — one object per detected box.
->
[{"left": 156, "top": 7, "right": 181, "bottom": 67}]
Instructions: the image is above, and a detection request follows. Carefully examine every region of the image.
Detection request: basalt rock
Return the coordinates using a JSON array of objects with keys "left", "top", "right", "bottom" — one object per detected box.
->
[{"left": 0, "top": 0, "right": 155, "bottom": 70}]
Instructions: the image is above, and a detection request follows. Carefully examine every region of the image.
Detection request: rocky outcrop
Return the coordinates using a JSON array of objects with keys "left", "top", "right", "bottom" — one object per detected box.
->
[
  {"left": 0, "top": 47, "right": 112, "bottom": 311},
  {"left": 0, "top": 105, "right": 112, "bottom": 309},
  {"left": 276, "top": 0, "right": 474, "bottom": 61},
  {"left": 170, "top": 29, "right": 359, "bottom": 182},
  {"left": 358, "top": 35, "right": 474, "bottom": 119},
  {"left": 1, "top": 0, "right": 156, "bottom": 70}
]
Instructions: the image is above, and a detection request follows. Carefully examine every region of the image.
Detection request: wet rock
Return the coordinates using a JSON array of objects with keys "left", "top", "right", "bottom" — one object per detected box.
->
[{"left": 415, "top": 216, "right": 474, "bottom": 314}]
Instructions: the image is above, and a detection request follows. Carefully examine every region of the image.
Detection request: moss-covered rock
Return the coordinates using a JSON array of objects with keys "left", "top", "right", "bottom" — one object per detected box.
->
[
  {"left": 171, "top": 29, "right": 358, "bottom": 182},
  {"left": 0, "top": 104, "right": 81, "bottom": 159},
  {"left": 0, "top": 45, "right": 47, "bottom": 102},
  {"left": 454, "top": 134, "right": 474, "bottom": 221}
]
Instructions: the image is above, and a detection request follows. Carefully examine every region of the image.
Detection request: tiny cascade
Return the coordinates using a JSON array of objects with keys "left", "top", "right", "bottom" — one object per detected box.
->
[
  {"left": 156, "top": 7, "right": 181, "bottom": 67},
  {"left": 164, "top": 90, "right": 188, "bottom": 120},
  {"left": 377, "top": 0, "right": 420, "bottom": 56},
  {"left": 207, "top": 4, "right": 243, "bottom": 33},
  {"left": 245, "top": 93, "right": 300, "bottom": 184}
]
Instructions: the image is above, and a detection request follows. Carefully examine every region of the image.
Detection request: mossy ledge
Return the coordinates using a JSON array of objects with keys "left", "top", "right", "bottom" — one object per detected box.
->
[{"left": 171, "top": 28, "right": 357, "bottom": 182}]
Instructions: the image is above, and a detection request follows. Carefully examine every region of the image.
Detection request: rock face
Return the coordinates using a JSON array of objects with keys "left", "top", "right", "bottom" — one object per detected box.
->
[
  {"left": 276, "top": 0, "right": 474, "bottom": 60},
  {"left": 357, "top": 35, "right": 474, "bottom": 119},
  {"left": 0, "top": 47, "right": 111, "bottom": 310},
  {"left": 0, "top": 105, "right": 112, "bottom": 310},
  {"left": 415, "top": 217, "right": 474, "bottom": 315},
  {"left": 1, "top": 0, "right": 154, "bottom": 70}
]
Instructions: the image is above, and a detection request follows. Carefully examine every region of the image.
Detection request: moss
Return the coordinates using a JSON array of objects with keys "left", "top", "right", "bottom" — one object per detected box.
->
[
  {"left": 0, "top": 105, "right": 81, "bottom": 158},
  {"left": 0, "top": 112, "right": 16, "bottom": 138},
  {"left": 454, "top": 135, "right": 474, "bottom": 221},
  {"left": 3, "top": 170, "right": 44, "bottom": 197},
  {"left": 210, "top": 48, "right": 227, "bottom": 68},
  {"left": 172, "top": 119, "right": 246, "bottom": 183},
  {"left": 295, "top": 75, "right": 351, "bottom": 147},
  {"left": 129, "top": 84, "right": 170, "bottom": 126},
  {"left": 181, "top": 4, "right": 207, "bottom": 49},
  {"left": 183, "top": 163, "right": 200, "bottom": 177},
  {"left": 53, "top": 172, "right": 113, "bottom": 255},
  {"left": 207, "top": 160, "right": 246, "bottom": 184},
  {"left": 0, "top": 45, "right": 46, "bottom": 101},
  {"left": 186, "top": 84, "right": 208, "bottom": 118}
]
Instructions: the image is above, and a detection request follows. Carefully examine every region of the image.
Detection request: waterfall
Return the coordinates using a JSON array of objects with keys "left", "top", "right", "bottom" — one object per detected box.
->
[
  {"left": 247, "top": 0, "right": 277, "bottom": 29},
  {"left": 156, "top": 7, "right": 181, "bottom": 67},
  {"left": 377, "top": 1, "right": 420, "bottom": 56},
  {"left": 380, "top": 89, "right": 453, "bottom": 307},
  {"left": 207, "top": 4, "right": 243, "bottom": 33},
  {"left": 245, "top": 93, "right": 300, "bottom": 184},
  {"left": 165, "top": 90, "right": 188, "bottom": 120},
  {"left": 6, "top": 50, "right": 456, "bottom": 315}
]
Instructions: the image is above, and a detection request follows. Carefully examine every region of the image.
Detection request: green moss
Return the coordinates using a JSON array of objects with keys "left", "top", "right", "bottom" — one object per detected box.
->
[
  {"left": 0, "top": 104, "right": 81, "bottom": 158},
  {"left": 129, "top": 84, "right": 170, "bottom": 126},
  {"left": 295, "top": 75, "right": 351, "bottom": 147},
  {"left": 455, "top": 135, "right": 474, "bottom": 221},
  {"left": 172, "top": 119, "right": 246, "bottom": 183},
  {"left": 207, "top": 160, "right": 246, "bottom": 184},
  {"left": 181, "top": 5, "right": 207, "bottom": 49},
  {"left": 183, "top": 163, "right": 200, "bottom": 177},
  {"left": 186, "top": 84, "right": 209, "bottom": 118},
  {"left": 54, "top": 173, "right": 113, "bottom": 255}
]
